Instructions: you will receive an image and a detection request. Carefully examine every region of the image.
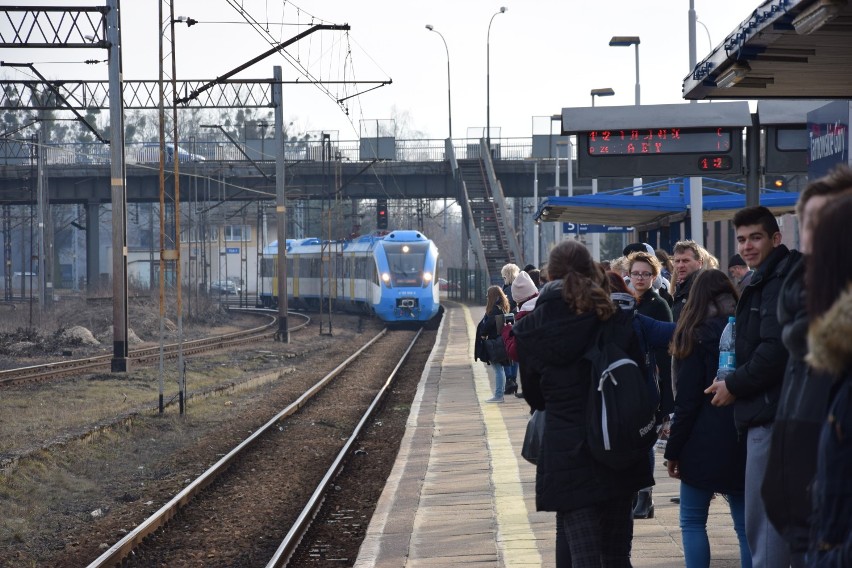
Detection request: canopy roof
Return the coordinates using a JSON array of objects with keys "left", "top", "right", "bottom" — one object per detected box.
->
[
  {"left": 534, "top": 178, "right": 799, "bottom": 229},
  {"left": 683, "top": 0, "right": 852, "bottom": 100}
]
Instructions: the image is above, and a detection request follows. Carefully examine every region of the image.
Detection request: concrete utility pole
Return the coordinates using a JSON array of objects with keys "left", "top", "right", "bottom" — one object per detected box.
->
[{"left": 107, "top": 0, "right": 129, "bottom": 372}]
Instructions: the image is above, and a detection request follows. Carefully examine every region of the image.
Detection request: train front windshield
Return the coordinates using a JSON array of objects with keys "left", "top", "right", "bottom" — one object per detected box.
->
[{"left": 383, "top": 242, "right": 430, "bottom": 287}]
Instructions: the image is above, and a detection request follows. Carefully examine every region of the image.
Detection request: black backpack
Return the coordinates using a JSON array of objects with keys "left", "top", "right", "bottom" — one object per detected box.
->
[
  {"left": 584, "top": 320, "right": 657, "bottom": 470},
  {"left": 474, "top": 315, "right": 491, "bottom": 364}
]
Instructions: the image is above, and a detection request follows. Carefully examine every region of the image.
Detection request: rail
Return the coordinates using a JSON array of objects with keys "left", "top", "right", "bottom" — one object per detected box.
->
[
  {"left": 266, "top": 327, "right": 423, "bottom": 567},
  {"left": 83, "top": 326, "right": 424, "bottom": 568}
]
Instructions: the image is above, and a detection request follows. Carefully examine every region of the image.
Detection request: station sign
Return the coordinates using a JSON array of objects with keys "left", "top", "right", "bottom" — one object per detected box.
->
[
  {"left": 576, "top": 126, "right": 743, "bottom": 178},
  {"left": 562, "top": 223, "right": 633, "bottom": 234},
  {"left": 807, "top": 101, "right": 851, "bottom": 180},
  {"left": 225, "top": 247, "right": 240, "bottom": 254}
]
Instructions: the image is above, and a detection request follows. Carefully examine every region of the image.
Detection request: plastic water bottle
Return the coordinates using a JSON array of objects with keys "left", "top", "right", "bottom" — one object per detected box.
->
[{"left": 717, "top": 316, "right": 736, "bottom": 381}]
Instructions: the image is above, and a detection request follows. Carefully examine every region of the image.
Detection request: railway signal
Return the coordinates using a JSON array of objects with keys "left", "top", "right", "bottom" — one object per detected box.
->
[{"left": 377, "top": 199, "right": 388, "bottom": 230}]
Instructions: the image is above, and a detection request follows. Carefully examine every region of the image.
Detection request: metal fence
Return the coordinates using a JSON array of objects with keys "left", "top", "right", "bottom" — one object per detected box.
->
[{"left": 445, "top": 267, "right": 488, "bottom": 305}]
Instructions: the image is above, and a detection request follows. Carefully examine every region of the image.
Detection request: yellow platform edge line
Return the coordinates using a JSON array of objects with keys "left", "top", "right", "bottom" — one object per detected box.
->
[{"left": 463, "top": 304, "right": 543, "bottom": 566}]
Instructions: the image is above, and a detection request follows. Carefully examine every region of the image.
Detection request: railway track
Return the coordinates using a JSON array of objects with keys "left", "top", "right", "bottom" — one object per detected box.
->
[
  {"left": 84, "top": 326, "right": 423, "bottom": 568},
  {"left": 0, "top": 308, "right": 309, "bottom": 387}
]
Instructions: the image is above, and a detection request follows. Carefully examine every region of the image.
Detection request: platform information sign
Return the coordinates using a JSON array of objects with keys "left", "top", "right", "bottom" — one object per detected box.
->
[
  {"left": 563, "top": 223, "right": 633, "bottom": 234},
  {"left": 576, "top": 127, "right": 743, "bottom": 177}
]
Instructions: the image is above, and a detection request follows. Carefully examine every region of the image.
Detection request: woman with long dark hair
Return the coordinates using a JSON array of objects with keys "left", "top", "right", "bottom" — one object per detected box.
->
[
  {"left": 512, "top": 240, "right": 651, "bottom": 567},
  {"left": 480, "top": 285, "right": 510, "bottom": 403},
  {"left": 804, "top": 193, "right": 852, "bottom": 566},
  {"left": 664, "top": 269, "right": 750, "bottom": 567}
]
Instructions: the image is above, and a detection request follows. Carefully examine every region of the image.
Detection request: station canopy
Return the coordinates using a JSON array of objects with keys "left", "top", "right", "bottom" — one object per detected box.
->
[
  {"left": 534, "top": 178, "right": 799, "bottom": 229},
  {"left": 683, "top": 0, "right": 852, "bottom": 100}
]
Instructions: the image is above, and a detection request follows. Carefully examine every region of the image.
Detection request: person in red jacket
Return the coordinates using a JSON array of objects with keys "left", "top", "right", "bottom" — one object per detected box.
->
[{"left": 502, "top": 270, "right": 538, "bottom": 364}]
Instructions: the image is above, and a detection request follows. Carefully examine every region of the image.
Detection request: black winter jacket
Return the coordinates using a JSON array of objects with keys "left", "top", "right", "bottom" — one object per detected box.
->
[
  {"left": 665, "top": 313, "right": 746, "bottom": 495},
  {"left": 726, "top": 244, "right": 799, "bottom": 431},
  {"left": 502, "top": 283, "right": 517, "bottom": 312},
  {"left": 637, "top": 288, "right": 674, "bottom": 417},
  {"left": 805, "top": 286, "right": 852, "bottom": 567},
  {"left": 481, "top": 304, "right": 506, "bottom": 339},
  {"left": 512, "top": 281, "right": 654, "bottom": 512},
  {"left": 672, "top": 270, "right": 698, "bottom": 323},
  {"left": 762, "top": 256, "right": 833, "bottom": 553}
]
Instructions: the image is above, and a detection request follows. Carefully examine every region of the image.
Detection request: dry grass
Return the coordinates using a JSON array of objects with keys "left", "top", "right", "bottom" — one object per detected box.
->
[{"left": 0, "top": 345, "right": 308, "bottom": 456}]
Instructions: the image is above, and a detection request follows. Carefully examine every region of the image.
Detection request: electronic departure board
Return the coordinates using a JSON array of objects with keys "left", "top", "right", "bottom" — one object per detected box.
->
[
  {"left": 586, "top": 128, "right": 731, "bottom": 155},
  {"left": 576, "top": 126, "right": 743, "bottom": 177}
]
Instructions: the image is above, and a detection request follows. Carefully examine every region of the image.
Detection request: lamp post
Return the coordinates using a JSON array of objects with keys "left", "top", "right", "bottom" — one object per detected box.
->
[
  {"left": 590, "top": 87, "right": 615, "bottom": 107},
  {"left": 487, "top": 6, "right": 507, "bottom": 150},
  {"left": 425, "top": 24, "right": 452, "bottom": 140},
  {"left": 609, "top": 36, "right": 640, "bottom": 106}
]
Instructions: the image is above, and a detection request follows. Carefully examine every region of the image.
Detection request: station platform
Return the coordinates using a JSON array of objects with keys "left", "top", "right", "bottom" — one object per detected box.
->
[{"left": 354, "top": 302, "right": 744, "bottom": 567}]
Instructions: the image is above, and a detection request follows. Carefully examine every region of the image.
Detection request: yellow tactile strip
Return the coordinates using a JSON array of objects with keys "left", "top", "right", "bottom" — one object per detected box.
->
[{"left": 465, "top": 304, "right": 545, "bottom": 567}]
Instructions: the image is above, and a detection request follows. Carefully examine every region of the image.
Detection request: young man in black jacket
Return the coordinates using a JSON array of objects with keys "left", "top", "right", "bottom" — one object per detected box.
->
[
  {"left": 706, "top": 206, "right": 799, "bottom": 568},
  {"left": 761, "top": 167, "right": 852, "bottom": 566}
]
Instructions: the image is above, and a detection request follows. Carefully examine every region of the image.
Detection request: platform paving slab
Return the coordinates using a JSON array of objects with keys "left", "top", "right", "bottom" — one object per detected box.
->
[{"left": 354, "top": 303, "right": 745, "bottom": 567}]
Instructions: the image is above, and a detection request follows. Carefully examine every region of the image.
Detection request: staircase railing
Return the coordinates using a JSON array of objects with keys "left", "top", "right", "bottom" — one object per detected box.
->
[
  {"left": 480, "top": 138, "right": 523, "bottom": 265},
  {"left": 460, "top": 179, "right": 491, "bottom": 284}
]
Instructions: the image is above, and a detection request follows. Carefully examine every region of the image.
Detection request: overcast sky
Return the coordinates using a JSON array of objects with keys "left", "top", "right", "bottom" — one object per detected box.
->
[{"left": 4, "top": 1, "right": 756, "bottom": 140}]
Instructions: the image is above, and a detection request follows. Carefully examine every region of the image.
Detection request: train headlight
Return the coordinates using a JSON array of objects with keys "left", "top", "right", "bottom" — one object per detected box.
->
[
  {"left": 423, "top": 271, "right": 432, "bottom": 282},
  {"left": 381, "top": 272, "right": 391, "bottom": 287},
  {"left": 402, "top": 245, "right": 410, "bottom": 253}
]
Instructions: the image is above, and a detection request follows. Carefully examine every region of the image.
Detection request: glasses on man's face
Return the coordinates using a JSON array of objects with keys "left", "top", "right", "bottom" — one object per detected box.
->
[{"left": 630, "top": 271, "right": 652, "bottom": 280}]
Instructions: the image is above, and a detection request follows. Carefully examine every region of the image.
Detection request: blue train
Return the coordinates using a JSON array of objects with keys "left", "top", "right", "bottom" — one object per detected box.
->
[{"left": 259, "top": 230, "right": 441, "bottom": 323}]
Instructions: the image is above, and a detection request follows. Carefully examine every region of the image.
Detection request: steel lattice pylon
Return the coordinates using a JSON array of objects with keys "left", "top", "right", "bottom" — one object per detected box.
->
[
  {"left": 0, "top": 80, "right": 275, "bottom": 110},
  {"left": 0, "top": 6, "right": 107, "bottom": 48}
]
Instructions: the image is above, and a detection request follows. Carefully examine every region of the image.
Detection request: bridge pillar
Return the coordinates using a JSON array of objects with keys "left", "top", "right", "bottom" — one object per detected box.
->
[{"left": 86, "top": 200, "right": 100, "bottom": 294}]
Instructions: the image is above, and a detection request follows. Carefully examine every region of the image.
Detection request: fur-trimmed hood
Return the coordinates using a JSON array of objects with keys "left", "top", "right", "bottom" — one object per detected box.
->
[{"left": 807, "top": 285, "right": 852, "bottom": 377}]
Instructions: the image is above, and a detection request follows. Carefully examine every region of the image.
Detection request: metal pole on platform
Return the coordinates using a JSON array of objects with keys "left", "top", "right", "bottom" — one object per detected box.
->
[
  {"left": 689, "top": 177, "right": 704, "bottom": 247},
  {"left": 591, "top": 179, "right": 601, "bottom": 261},
  {"left": 533, "top": 160, "right": 539, "bottom": 266}
]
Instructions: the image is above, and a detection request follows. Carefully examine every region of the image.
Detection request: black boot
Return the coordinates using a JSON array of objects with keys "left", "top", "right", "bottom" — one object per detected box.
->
[{"left": 632, "top": 488, "right": 654, "bottom": 519}]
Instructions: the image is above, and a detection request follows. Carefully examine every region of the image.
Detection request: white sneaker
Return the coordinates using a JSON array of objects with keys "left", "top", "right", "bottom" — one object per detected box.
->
[{"left": 485, "top": 396, "right": 504, "bottom": 403}]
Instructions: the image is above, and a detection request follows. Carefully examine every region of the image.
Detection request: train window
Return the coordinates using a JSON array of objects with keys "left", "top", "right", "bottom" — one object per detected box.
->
[
  {"left": 354, "top": 256, "right": 366, "bottom": 279},
  {"left": 383, "top": 243, "right": 429, "bottom": 287},
  {"left": 260, "top": 258, "right": 275, "bottom": 277}
]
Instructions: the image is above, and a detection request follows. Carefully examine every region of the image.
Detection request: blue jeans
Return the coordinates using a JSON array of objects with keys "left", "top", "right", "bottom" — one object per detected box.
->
[
  {"left": 680, "top": 482, "right": 750, "bottom": 568},
  {"left": 504, "top": 361, "right": 518, "bottom": 379},
  {"left": 491, "top": 363, "right": 505, "bottom": 398}
]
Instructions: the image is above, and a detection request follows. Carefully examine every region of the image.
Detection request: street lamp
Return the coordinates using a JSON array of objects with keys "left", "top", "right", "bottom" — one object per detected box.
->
[
  {"left": 609, "top": 36, "right": 640, "bottom": 106},
  {"left": 425, "top": 24, "right": 452, "bottom": 140},
  {"left": 590, "top": 87, "right": 615, "bottom": 107},
  {"left": 487, "top": 6, "right": 508, "bottom": 150}
]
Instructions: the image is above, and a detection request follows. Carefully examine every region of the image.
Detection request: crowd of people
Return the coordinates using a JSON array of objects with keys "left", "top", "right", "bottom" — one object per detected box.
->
[{"left": 474, "top": 164, "right": 852, "bottom": 567}]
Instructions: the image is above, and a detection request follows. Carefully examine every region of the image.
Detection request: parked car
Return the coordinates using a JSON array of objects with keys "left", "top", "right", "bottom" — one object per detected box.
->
[
  {"left": 438, "top": 278, "right": 459, "bottom": 292},
  {"left": 210, "top": 280, "right": 240, "bottom": 295}
]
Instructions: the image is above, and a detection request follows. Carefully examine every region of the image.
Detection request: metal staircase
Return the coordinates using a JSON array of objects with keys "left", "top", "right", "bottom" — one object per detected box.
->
[{"left": 458, "top": 139, "right": 522, "bottom": 285}]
